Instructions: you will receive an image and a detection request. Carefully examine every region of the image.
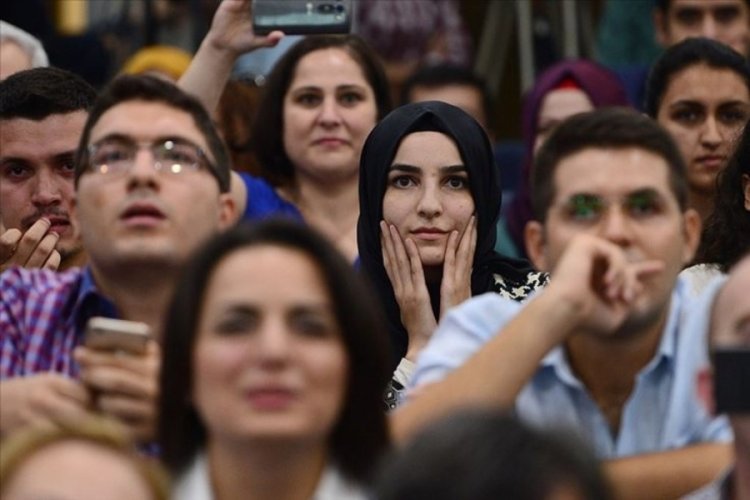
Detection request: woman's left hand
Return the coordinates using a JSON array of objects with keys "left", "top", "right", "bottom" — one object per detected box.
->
[{"left": 440, "top": 215, "right": 476, "bottom": 317}]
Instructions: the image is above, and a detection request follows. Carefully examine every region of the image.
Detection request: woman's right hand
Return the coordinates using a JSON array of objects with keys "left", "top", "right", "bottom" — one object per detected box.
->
[
  {"left": 381, "top": 221, "right": 438, "bottom": 361},
  {"left": 178, "top": 0, "right": 283, "bottom": 115},
  {"left": 206, "top": 0, "right": 284, "bottom": 56}
]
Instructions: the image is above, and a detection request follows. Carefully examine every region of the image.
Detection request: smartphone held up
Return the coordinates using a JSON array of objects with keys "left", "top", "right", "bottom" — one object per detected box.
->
[{"left": 252, "top": 0, "right": 352, "bottom": 35}]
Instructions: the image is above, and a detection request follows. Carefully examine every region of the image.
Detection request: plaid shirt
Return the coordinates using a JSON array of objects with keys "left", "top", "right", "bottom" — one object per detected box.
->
[{"left": 0, "top": 266, "right": 118, "bottom": 379}]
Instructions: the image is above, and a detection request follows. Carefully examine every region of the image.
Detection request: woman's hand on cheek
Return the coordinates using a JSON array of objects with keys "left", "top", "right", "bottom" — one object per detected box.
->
[
  {"left": 380, "top": 221, "right": 437, "bottom": 360},
  {"left": 440, "top": 215, "right": 475, "bottom": 317}
]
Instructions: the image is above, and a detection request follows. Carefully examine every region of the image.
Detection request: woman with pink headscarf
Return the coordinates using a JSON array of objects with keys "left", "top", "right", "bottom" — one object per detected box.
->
[{"left": 499, "top": 60, "right": 631, "bottom": 259}]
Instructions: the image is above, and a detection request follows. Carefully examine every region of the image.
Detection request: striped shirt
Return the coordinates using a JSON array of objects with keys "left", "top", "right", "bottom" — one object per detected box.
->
[{"left": 0, "top": 266, "right": 118, "bottom": 378}]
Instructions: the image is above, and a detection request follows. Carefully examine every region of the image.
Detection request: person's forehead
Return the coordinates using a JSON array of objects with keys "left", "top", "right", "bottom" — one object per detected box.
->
[
  {"left": 0, "top": 111, "right": 87, "bottom": 160},
  {"left": 669, "top": 0, "right": 748, "bottom": 14},
  {"left": 89, "top": 100, "right": 208, "bottom": 150},
  {"left": 410, "top": 85, "right": 485, "bottom": 125},
  {"left": 288, "top": 48, "right": 369, "bottom": 89},
  {"left": 0, "top": 40, "right": 32, "bottom": 79},
  {"left": 552, "top": 147, "right": 674, "bottom": 198},
  {"left": 665, "top": 63, "right": 748, "bottom": 95},
  {"left": 538, "top": 89, "right": 594, "bottom": 122}
]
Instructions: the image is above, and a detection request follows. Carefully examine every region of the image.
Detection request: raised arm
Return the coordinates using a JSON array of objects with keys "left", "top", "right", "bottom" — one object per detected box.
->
[
  {"left": 604, "top": 443, "right": 732, "bottom": 500},
  {"left": 178, "top": 0, "right": 283, "bottom": 114},
  {"left": 389, "top": 286, "right": 577, "bottom": 441},
  {"left": 390, "top": 235, "right": 664, "bottom": 442}
]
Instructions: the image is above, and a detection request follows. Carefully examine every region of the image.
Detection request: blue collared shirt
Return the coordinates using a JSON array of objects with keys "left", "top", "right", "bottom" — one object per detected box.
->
[{"left": 410, "top": 275, "right": 732, "bottom": 458}]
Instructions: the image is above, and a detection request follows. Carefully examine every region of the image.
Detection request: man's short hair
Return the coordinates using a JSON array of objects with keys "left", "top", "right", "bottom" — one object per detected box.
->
[
  {"left": 400, "top": 63, "right": 494, "bottom": 130},
  {"left": 531, "top": 108, "right": 688, "bottom": 221},
  {"left": 73, "top": 75, "right": 231, "bottom": 193},
  {"left": 375, "top": 410, "right": 611, "bottom": 500},
  {"left": 645, "top": 37, "right": 750, "bottom": 117},
  {"left": 0, "top": 66, "right": 96, "bottom": 121}
]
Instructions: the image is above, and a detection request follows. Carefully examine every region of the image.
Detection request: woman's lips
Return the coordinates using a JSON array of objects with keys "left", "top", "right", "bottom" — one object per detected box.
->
[
  {"left": 313, "top": 137, "right": 347, "bottom": 147},
  {"left": 245, "top": 388, "right": 296, "bottom": 410},
  {"left": 411, "top": 228, "right": 448, "bottom": 241},
  {"left": 695, "top": 155, "right": 726, "bottom": 171}
]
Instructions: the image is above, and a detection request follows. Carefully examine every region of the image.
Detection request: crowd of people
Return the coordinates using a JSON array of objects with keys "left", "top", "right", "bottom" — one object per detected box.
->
[{"left": 1, "top": 1, "right": 749, "bottom": 499}]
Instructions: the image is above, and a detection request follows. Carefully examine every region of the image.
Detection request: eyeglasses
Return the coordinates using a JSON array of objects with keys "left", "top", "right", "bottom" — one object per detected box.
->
[
  {"left": 560, "top": 190, "right": 668, "bottom": 223},
  {"left": 87, "top": 137, "right": 215, "bottom": 177}
]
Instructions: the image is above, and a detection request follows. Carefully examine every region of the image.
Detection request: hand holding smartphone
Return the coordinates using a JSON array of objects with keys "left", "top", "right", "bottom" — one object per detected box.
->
[
  {"left": 84, "top": 317, "right": 151, "bottom": 355},
  {"left": 252, "top": 0, "right": 352, "bottom": 35}
]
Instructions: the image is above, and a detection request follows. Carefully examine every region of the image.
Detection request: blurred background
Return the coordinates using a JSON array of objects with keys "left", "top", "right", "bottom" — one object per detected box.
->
[{"left": 0, "top": 0, "right": 662, "bottom": 140}]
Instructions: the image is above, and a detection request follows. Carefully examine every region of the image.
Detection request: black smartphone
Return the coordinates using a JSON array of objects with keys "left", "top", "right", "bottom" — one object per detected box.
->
[
  {"left": 712, "top": 346, "right": 750, "bottom": 413},
  {"left": 252, "top": 0, "right": 352, "bottom": 35},
  {"left": 84, "top": 317, "right": 151, "bottom": 355}
]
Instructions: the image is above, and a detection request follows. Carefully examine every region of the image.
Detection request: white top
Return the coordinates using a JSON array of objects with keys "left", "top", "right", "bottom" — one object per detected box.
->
[
  {"left": 172, "top": 453, "right": 368, "bottom": 500},
  {"left": 678, "top": 264, "right": 724, "bottom": 299}
]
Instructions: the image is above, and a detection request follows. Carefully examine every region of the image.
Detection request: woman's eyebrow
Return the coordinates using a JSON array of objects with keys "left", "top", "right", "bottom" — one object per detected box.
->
[
  {"left": 389, "top": 163, "right": 421, "bottom": 173},
  {"left": 440, "top": 165, "right": 467, "bottom": 174}
]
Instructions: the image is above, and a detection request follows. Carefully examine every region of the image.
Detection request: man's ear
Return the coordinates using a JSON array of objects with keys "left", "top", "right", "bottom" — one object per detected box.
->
[
  {"left": 218, "top": 193, "right": 238, "bottom": 230},
  {"left": 697, "top": 366, "right": 716, "bottom": 416},
  {"left": 524, "top": 220, "right": 548, "bottom": 271},
  {"left": 681, "top": 208, "right": 702, "bottom": 265},
  {"left": 743, "top": 174, "right": 750, "bottom": 211},
  {"left": 653, "top": 8, "right": 670, "bottom": 47}
]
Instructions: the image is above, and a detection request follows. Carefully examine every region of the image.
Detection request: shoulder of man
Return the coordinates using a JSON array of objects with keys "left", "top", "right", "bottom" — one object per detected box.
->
[
  {"left": 410, "top": 292, "right": 523, "bottom": 389},
  {"left": 1, "top": 267, "right": 84, "bottom": 322},
  {"left": 1, "top": 266, "right": 83, "bottom": 298}
]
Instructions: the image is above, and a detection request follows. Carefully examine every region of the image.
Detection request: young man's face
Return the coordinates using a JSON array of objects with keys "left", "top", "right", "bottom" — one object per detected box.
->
[
  {"left": 656, "top": 63, "right": 750, "bottom": 198},
  {"left": 72, "top": 100, "right": 235, "bottom": 272},
  {"left": 526, "top": 147, "right": 701, "bottom": 336},
  {"left": 655, "top": 0, "right": 750, "bottom": 56},
  {"left": 0, "top": 111, "right": 87, "bottom": 261}
]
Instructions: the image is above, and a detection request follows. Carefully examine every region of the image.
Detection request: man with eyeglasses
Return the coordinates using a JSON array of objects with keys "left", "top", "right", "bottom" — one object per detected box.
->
[
  {"left": 0, "top": 75, "right": 236, "bottom": 444},
  {"left": 393, "top": 109, "right": 733, "bottom": 499}
]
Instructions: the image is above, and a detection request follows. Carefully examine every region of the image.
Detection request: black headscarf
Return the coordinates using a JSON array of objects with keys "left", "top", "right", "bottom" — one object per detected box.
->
[{"left": 357, "top": 101, "right": 536, "bottom": 367}]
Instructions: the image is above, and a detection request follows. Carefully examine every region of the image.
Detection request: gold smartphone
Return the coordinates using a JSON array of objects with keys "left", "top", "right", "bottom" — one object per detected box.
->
[{"left": 84, "top": 317, "right": 151, "bottom": 355}]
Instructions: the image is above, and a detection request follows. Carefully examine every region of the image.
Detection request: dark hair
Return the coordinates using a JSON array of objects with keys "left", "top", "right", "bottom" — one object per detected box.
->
[
  {"left": 0, "top": 66, "right": 97, "bottom": 120},
  {"left": 655, "top": 0, "right": 750, "bottom": 12},
  {"left": 73, "top": 75, "right": 231, "bottom": 192},
  {"left": 251, "top": 35, "right": 391, "bottom": 187},
  {"left": 532, "top": 108, "right": 688, "bottom": 221},
  {"left": 645, "top": 37, "right": 750, "bottom": 117},
  {"left": 375, "top": 409, "right": 611, "bottom": 500},
  {"left": 694, "top": 123, "right": 750, "bottom": 270},
  {"left": 158, "top": 219, "right": 391, "bottom": 483},
  {"left": 399, "top": 63, "right": 494, "bottom": 131}
]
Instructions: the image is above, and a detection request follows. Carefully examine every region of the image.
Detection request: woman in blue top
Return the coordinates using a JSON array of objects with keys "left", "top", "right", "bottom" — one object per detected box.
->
[
  {"left": 233, "top": 35, "right": 391, "bottom": 262},
  {"left": 177, "top": 1, "right": 390, "bottom": 262}
]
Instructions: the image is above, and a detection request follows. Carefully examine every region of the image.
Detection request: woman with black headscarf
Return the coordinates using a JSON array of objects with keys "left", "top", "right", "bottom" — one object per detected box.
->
[{"left": 357, "top": 101, "right": 548, "bottom": 408}]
